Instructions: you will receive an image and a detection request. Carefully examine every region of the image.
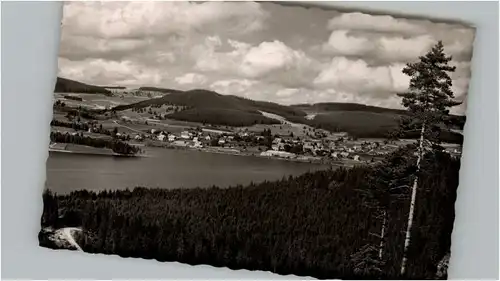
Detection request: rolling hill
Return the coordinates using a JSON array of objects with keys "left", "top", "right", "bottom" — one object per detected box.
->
[
  {"left": 138, "top": 87, "right": 186, "bottom": 94},
  {"left": 293, "top": 102, "right": 465, "bottom": 130},
  {"left": 54, "top": 77, "right": 112, "bottom": 95},
  {"left": 112, "top": 89, "right": 305, "bottom": 127},
  {"left": 101, "top": 86, "right": 126, "bottom": 89},
  {"left": 293, "top": 102, "right": 408, "bottom": 115},
  {"left": 110, "top": 88, "right": 464, "bottom": 143}
]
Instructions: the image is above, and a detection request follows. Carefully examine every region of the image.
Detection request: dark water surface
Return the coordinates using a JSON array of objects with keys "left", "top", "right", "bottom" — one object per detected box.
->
[{"left": 46, "top": 147, "right": 330, "bottom": 194}]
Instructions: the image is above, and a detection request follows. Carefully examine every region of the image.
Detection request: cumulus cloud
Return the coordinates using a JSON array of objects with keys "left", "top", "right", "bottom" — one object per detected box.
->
[
  {"left": 59, "top": 35, "right": 149, "bottom": 61},
  {"left": 240, "top": 41, "right": 314, "bottom": 78},
  {"left": 57, "top": 2, "right": 474, "bottom": 114},
  {"left": 313, "top": 57, "right": 409, "bottom": 94},
  {"left": 375, "top": 35, "right": 435, "bottom": 61},
  {"left": 327, "top": 12, "right": 426, "bottom": 34},
  {"left": 195, "top": 38, "right": 320, "bottom": 88},
  {"left": 58, "top": 58, "right": 165, "bottom": 87},
  {"left": 62, "top": 1, "right": 269, "bottom": 39},
  {"left": 276, "top": 88, "right": 300, "bottom": 98},
  {"left": 322, "top": 31, "right": 459, "bottom": 64},
  {"left": 174, "top": 73, "right": 208, "bottom": 86},
  {"left": 322, "top": 30, "right": 372, "bottom": 56},
  {"left": 209, "top": 79, "right": 258, "bottom": 96},
  {"left": 313, "top": 56, "right": 470, "bottom": 104},
  {"left": 322, "top": 11, "right": 475, "bottom": 66}
]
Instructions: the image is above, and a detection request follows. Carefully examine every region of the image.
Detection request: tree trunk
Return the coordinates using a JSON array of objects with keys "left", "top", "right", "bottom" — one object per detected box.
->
[
  {"left": 400, "top": 123, "right": 425, "bottom": 276},
  {"left": 378, "top": 210, "right": 387, "bottom": 260}
]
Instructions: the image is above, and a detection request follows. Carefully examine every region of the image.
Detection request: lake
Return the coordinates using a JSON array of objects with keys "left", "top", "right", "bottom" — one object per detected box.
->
[{"left": 45, "top": 147, "right": 331, "bottom": 194}]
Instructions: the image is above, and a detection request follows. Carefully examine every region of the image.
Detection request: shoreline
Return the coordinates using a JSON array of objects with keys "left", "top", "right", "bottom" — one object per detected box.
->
[
  {"left": 48, "top": 147, "right": 143, "bottom": 158},
  {"left": 49, "top": 142, "right": 372, "bottom": 166},
  {"left": 144, "top": 142, "right": 359, "bottom": 166}
]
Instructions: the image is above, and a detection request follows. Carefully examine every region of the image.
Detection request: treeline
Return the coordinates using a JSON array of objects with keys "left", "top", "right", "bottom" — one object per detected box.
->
[
  {"left": 63, "top": 95, "right": 83, "bottom": 101},
  {"left": 49, "top": 131, "right": 139, "bottom": 155},
  {"left": 55, "top": 77, "right": 112, "bottom": 95},
  {"left": 101, "top": 86, "right": 126, "bottom": 89},
  {"left": 51, "top": 119, "right": 91, "bottom": 131},
  {"left": 40, "top": 148, "right": 459, "bottom": 279},
  {"left": 50, "top": 120, "right": 131, "bottom": 141},
  {"left": 286, "top": 113, "right": 463, "bottom": 144},
  {"left": 53, "top": 102, "right": 100, "bottom": 120}
]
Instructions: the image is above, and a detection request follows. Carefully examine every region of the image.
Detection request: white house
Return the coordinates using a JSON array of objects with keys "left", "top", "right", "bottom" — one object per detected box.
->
[
  {"left": 157, "top": 134, "right": 166, "bottom": 142},
  {"left": 303, "top": 142, "right": 315, "bottom": 151},
  {"left": 340, "top": 152, "right": 349, "bottom": 158},
  {"left": 218, "top": 139, "right": 226, "bottom": 145},
  {"left": 271, "top": 144, "right": 279, "bottom": 151},
  {"left": 205, "top": 135, "right": 211, "bottom": 141},
  {"left": 151, "top": 129, "right": 157, "bottom": 134},
  {"left": 180, "top": 131, "right": 190, "bottom": 139},
  {"left": 331, "top": 152, "right": 338, "bottom": 158},
  {"left": 353, "top": 155, "right": 360, "bottom": 161},
  {"left": 168, "top": 134, "right": 176, "bottom": 142}
]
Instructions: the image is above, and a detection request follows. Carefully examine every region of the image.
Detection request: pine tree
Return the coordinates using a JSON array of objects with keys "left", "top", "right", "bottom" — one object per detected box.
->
[
  {"left": 358, "top": 146, "right": 416, "bottom": 274},
  {"left": 397, "top": 41, "right": 461, "bottom": 275}
]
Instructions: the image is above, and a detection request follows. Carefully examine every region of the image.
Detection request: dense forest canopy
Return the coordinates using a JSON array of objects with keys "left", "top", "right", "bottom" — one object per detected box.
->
[
  {"left": 41, "top": 148, "right": 459, "bottom": 280},
  {"left": 55, "top": 77, "right": 112, "bottom": 95}
]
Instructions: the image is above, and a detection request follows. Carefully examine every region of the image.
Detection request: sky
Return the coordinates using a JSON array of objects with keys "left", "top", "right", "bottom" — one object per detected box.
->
[{"left": 57, "top": 1, "right": 475, "bottom": 115}]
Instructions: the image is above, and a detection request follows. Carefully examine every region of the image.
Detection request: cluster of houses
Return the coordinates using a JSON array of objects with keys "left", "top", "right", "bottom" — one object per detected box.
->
[
  {"left": 129, "top": 126, "right": 461, "bottom": 163},
  {"left": 264, "top": 134, "right": 395, "bottom": 162},
  {"left": 147, "top": 129, "right": 208, "bottom": 148}
]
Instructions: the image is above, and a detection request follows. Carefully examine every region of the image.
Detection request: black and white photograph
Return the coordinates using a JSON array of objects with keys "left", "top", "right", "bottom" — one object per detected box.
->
[{"left": 39, "top": 2, "right": 475, "bottom": 279}]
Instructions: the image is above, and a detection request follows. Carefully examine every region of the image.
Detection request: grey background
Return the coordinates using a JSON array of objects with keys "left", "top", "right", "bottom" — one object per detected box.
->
[{"left": 1, "top": 1, "right": 498, "bottom": 279}]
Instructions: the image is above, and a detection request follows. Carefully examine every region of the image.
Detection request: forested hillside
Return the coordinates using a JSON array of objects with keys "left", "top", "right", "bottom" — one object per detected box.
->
[
  {"left": 55, "top": 77, "right": 112, "bottom": 95},
  {"left": 112, "top": 89, "right": 305, "bottom": 126},
  {"left": 40, "top": 148, "right": 460, "bottom": 280},
  {"left": 110, "top": 88, "right": 464, "bottom": 142}
]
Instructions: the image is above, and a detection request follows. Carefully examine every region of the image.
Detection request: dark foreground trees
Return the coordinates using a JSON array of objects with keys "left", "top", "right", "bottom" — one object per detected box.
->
[
  {"left": 40, "top": 146, "right": 459, "bottom": 280},
  {"left": 396, "top": 41, "right": 462, "bottom": 276}
]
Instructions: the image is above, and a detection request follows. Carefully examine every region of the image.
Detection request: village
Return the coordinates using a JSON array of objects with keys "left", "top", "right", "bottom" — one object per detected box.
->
[
  {"left": 119, "top": 122, "right": 462, "bottom": 165},
  {"left": 50, "top": 93, "right": 463, "bottom": 165}
]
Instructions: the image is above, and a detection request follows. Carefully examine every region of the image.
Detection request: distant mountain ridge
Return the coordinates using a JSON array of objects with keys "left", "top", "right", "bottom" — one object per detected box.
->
[
  {"left": 54, "top": 77, "right": 463, "bottom": 142},
  {"left": 101, "top": 86, "right": 126, "bottom": 89},
  {"left": 293, "top": 102, "right": 465, "bottom": 129},
  {"left": 55, "top": 77, "right": 111, "bottom": 94},
  {"left": 292, "top": 102, "right": 408, "bottom": 115},
  {"left": 138, "top": 87, "right": 185, "bottom": 94},
  {"left": 110, "top": 87, "right": 464, "bottom": 143}
]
